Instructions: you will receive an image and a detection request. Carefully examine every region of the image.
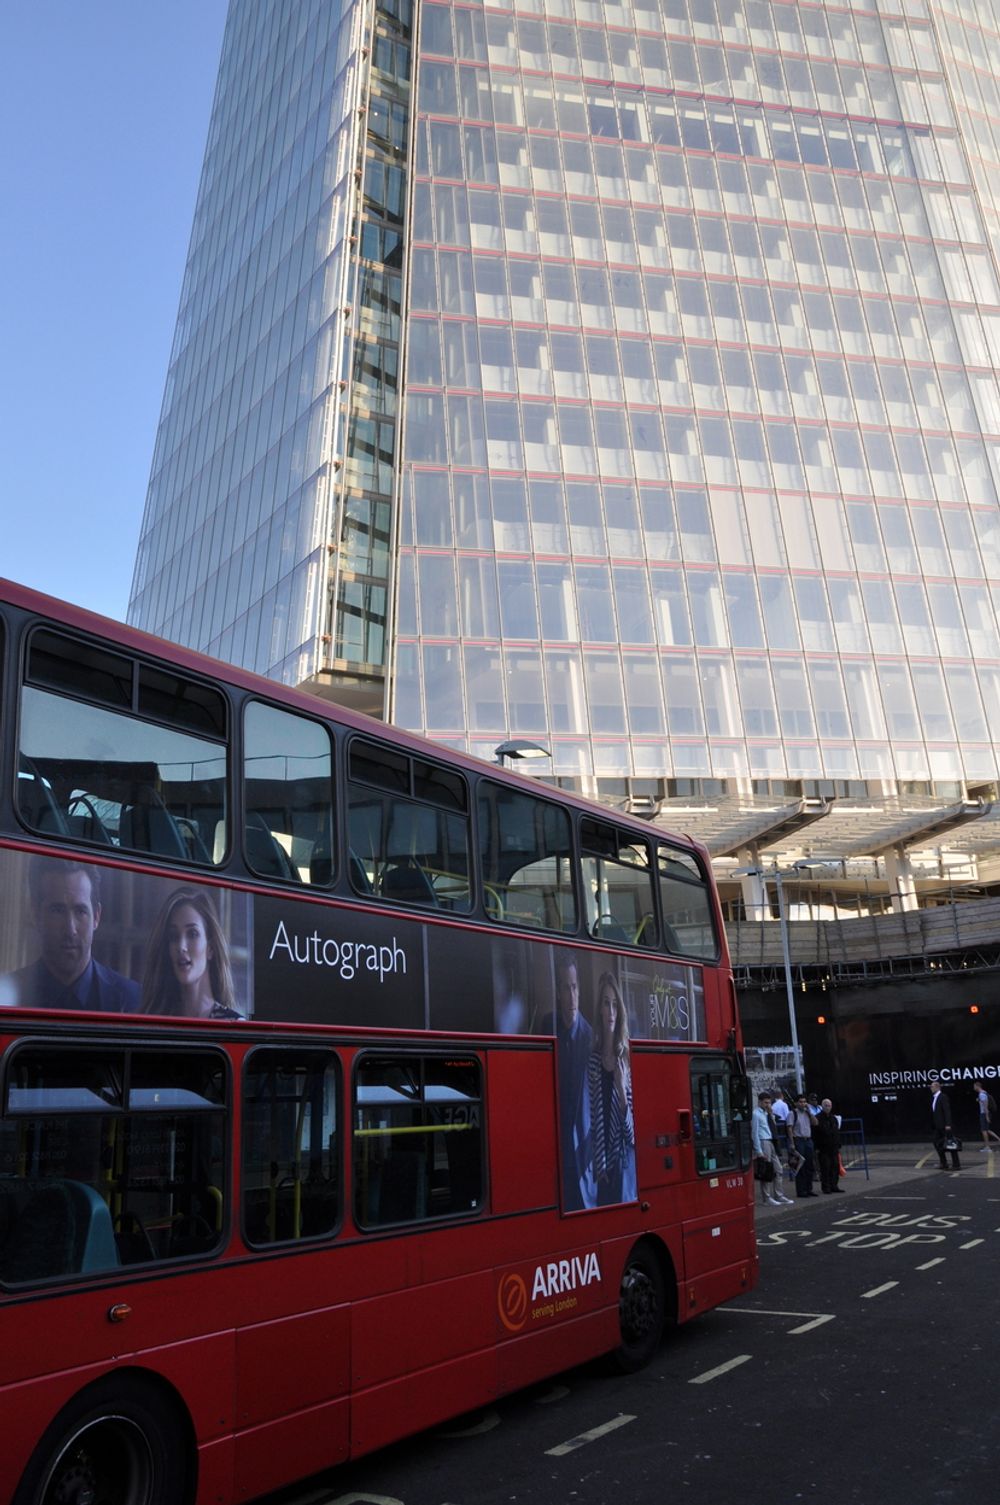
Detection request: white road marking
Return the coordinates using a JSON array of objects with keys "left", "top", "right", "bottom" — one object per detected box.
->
[
  {"left": 689, "top": 1354, "right": 753, "bottom": 1385},
  {"left": 861, "top": 1281, "right": 899, "bottom": 1299},
  {"left": 916, "top": 1257, "right": 946, "bottom": 1270},
  {"left": 546, "top": 1413, "right": 636, "bottom": 1456},
  {"left": 788, "top": 1314, "right": 836, "bottom": 1334},
  {"left": 959, "top": 1238, "right": 985, "bottom": 1250},
  {"left": 726, "top": 1306, "right": 835, "bottom": 1333},
  {"left": 727, "top": 1307, "right": 829, "bottom": 1318}
]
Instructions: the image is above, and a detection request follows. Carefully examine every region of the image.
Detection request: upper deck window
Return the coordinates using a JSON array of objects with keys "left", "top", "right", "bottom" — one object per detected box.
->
[
  {"left": 347, "top": 738, "right": 471, "bottom": 911},
  {"left": 243, "top": 702, "right": 334, "bottom": 885},
  {"left": 477, "top": 783, "right": 576, "bottom": 933},
  {"left": 657, "top": 845, "right": 719, "bottom": 961},
  {"left": 579, "top": 818, "right": 657, "bottom": 948},
  {"left": 18, "top": 629, "right": 227, "bottom": 866}
]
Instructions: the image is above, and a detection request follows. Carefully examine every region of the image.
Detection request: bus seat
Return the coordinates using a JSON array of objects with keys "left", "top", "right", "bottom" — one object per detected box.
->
[
  {"left": 591, "top": 913, "right": 628, "bottom": 943},
  {"left": 120, "top": 802, "right": 188, "bottom": 860},
  {"left": 347, "top": 850, "right": 373, "bottom": 894},
  {"left": 113, "top": 1210, "right": 156, "bottom": 1265},
  {"left": 661, "top": 922, "right": 681, "bottom": 954},
  {"left": 17, "top": 757, "right": 70, "bottom": 836},
  {"left": 381, "top": 860, "right": 437, "bottom": 907},
  {"left": 0, "top": 1179, "right": 118, "bottom": 1283},
  {"left": 309, "top": 838, "right": 333, "bottom": 886},
  {"left": 245, "top": 812, "right": 300, "bottom": 881}
]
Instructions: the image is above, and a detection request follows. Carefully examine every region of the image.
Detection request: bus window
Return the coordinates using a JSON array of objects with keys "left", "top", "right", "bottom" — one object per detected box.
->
[
  {"left": 347, "top": 739, "right": 471, "bottom": 910},
  {"left": 242, "top": 1050, "right": 339, "bottom": 1245},
  {"left": 354, "top": 1055, "right": 483, "bottom": 1227},
  {"left": 657, "top": 845, "right": 719, "bottom": 960},
  {"left": 579, "top": 818, "right": 657, "bottom": 948},
  {"left": 477, "top": 783, "right": 576, "bottom": 932},
  {"left": 1, "top": 1046, "right": 227, "bottom": 1284},
  {"left": 243, "top": 702, "right": 335, "bottom": 885},
  {"left": 18, "top": 630, "right": 227, "bottom": 865},
  {"left": 690, "top": 1057, "right": 751, "bottom": 1175}
]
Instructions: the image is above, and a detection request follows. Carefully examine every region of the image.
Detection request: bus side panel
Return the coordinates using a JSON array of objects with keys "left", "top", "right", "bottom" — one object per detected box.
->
[
  {"left": 631, "top": 1051, "right": 688, "bottom": 1191},
  {"left": 350, "top": 1349, "right": 496, "bottom": 1457},
  {"left": 487, "top": 1046, "right": 558, "bottom": 1215},
  {"left": 235, "top": 1303, "right": 351, "bottom": 1426},
  {"left": 231, "top": 1395, "right": 351, "bottom": 1502},
  {"left": 680, "top": 1210, "right": 756, "bottom": 1318},
  {"left": 0, "top": 1331, "right": 236, "bottom": 1505},
  {"left": 350, "top": 1268, "right": 496, "bottom": 1390},
  {"left": 231, "top": 1302, "right": 351, "bottom": 1498},
  {"left": 496, "top": 1306, "right": 618, "bottom": 1398}
]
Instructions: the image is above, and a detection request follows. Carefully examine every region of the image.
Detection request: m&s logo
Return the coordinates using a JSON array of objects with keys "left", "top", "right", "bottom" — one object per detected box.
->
[{"left": 498, "top": 1272, "right": 528, "bottom": 1332}]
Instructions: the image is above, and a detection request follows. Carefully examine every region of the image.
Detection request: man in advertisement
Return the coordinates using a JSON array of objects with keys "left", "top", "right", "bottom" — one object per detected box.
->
[{"left": 0, "top": 856, "right": 140, "bottom": 1013}]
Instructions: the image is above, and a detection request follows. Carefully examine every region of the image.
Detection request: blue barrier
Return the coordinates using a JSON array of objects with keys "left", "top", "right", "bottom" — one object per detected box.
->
[{"left": 839, "top": 1117, "right": 869, "bottom": 1180}]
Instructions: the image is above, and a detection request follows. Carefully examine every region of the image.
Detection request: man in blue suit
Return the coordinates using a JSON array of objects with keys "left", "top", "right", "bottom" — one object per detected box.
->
[{"left": 0, "top": 856, "right": 140, "bottom": 1013}]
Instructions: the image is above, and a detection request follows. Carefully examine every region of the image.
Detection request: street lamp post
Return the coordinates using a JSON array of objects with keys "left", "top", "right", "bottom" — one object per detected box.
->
[
  {"left": 769, "top": 867, "right": 804, "bottom": 1097},
  {"left": 493, "top": 739, "right": 550, "bottom": 767},
  {"left": 736, "top": 863, "right": 806, "bottom": 1096}
]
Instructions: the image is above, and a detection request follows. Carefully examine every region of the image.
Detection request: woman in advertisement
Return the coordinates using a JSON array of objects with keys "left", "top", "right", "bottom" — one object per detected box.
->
[
  {"left": 588, "top": 971, "right": 636, "bottom": 1205},
  {"left": 143, "top": 888, "right": 244, "bottom": 1020}
]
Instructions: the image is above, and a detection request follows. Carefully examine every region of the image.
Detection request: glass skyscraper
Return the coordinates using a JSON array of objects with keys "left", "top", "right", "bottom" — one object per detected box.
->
[{"left": 130, "top": 0, "right": 1000, "bottom": 879}]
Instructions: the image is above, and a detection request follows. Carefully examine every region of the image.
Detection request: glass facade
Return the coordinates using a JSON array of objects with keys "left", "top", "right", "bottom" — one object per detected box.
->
[
  {"left": 129, "top": 1, "right": 366, "bottom": 685},
  {"left": 131, "top": 0, "right": 1000, "bottom": 807}
]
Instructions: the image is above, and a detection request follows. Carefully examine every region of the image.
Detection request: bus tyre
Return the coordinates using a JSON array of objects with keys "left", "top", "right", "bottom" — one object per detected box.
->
[
  {"left": 613, "top": 1244, "right": 665, "bottom": 1373},
  {"left": 14, "top": 1375, "right": 188, "bottom": 1505}
]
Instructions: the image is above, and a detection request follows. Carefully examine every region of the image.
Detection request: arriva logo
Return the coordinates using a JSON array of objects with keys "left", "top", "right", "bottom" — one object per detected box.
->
[
  {"left": 497, "top": 1272, "right": 528, "bottom": 1332},
  {"left": 531, "top": 1251, "right": 601, "bottom": 1300}
]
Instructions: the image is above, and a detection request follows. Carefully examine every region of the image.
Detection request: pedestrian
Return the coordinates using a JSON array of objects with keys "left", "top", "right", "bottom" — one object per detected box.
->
[
  {"left": 751, "top": 1092, "right": 793, "bottom": 1206},
  {"left": 789, "top": 1092, "right": 817, "bottom": 1197},
  {"left": 770, "top": 1086, "right": 791, "bottom": 1131},
  {"left": 812, "top": 1097, "right": 843, "bottom": 1193},
  {"left": 807, "top": 1091, "right": 821, "bottom": 1117},
  {"left": 972, "top": 1078, "right": 1000, "bottom": 1151},
  {"left": 929, "top": 1076, "right": 961, "bottom": 1171}
]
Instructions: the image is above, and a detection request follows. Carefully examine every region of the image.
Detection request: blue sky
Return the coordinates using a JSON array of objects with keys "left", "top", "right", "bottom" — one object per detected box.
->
[{"left": 0, "top": 2, "right": 228, "bottom": 624}]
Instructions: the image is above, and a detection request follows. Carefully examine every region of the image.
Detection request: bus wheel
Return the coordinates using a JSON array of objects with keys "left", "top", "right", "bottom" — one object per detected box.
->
[
  {"left": 613, "top": 1244, "right": 665, "bottom": 1373},
  {"left": 14, "top": 1376, "right": 187, "bottom": 1505}
]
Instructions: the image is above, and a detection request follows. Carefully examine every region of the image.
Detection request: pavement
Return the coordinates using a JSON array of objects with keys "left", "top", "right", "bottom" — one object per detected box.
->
[{"left": 753, "top": 1140, "right": 999, "bottom": 1217}]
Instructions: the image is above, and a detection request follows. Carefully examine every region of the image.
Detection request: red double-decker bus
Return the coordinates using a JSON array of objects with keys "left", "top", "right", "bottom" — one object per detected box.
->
[{"left": 0, "top": 576, "right": 756, "bottom": 1505}]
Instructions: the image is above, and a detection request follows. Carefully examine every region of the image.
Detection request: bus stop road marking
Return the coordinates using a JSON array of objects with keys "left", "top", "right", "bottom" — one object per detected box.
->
[
  {"left": 689, "top": 1354, "right": 753, "bottom": 1385},
  {"left": 916, "top": 1257, "right": 946, "bottom": 1270},
  {"left": 959, "top": 1238, "right": 985, "bottom": 1250},
  {"left": 546, "top": 1413, "right": 636, "bottom": 1456},
  {"left": 861, "top": 1281, "right": 899, "bottom": 1299},
  {"left": 727, "top": 1307, "right": 828, "bottom": 1318},
  {"left": 788, "top": 1314, "right": 836, "bottom": 1334},
  {"left": 726, "top": 1307, "right": 834, "bottom": 1333}
]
